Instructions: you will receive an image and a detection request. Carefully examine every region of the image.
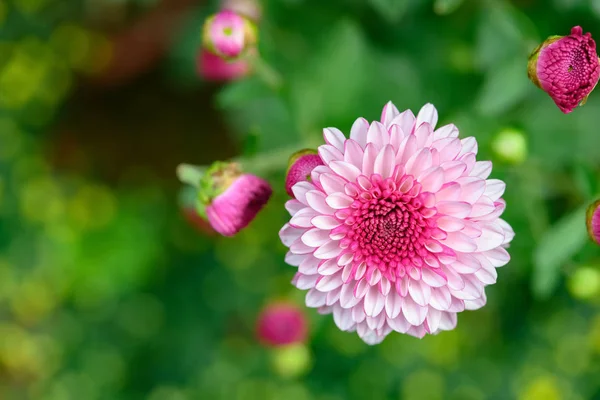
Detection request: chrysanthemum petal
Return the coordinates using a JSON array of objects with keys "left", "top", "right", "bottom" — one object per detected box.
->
[
  {"left": 314, "top": 240, "right": 342, "bottom": 259},
  {"left": 350, "top": 117, "right": 369, "bottom": 148},
  {"left": 301, "top": 228, "right": 330, "bottom": 247},
  {"left": 436, "top": 201, "right": 472, "bottom": 218},
  {"left": 416, "top": 103, "right": 439, "bottom": 129},
  {"left": 285, "top": 200, "right": 305, "bottom": 216},
  {"left": 429, "top": 286, "right": 452, "bottom": 310},
  {"left": 311, "top": 215, "right": 341, "bottom": 230},
  {"left": 298, "top": 256, "right": 320, "bottom": 274},
  {"left": 374, "top": 145, "right": 396, "bottom": 179},
  {"left": 484, "top": 179, "right": 506, "bottom": 201},
  {"left": 323, "top": 127, "right": 346, "bottom": 152},
  {"left": 317, "top": 258, "right": 341, "bottom": 275},
  {"left": 402, "top": 296, "right": 428, "bottom": 326},
  {"left": 433, "top": 124, "right": 459, "bottom": 140},
  {"left": 326, "top": 192, "right": 354, "bottom": 209},
  {"left": 319, "top": 144, "right": 344, "bottom": 165},
  {"left": 366, "top": 121, "right": 389, "bottom": 149},
  {"left": 381, "top": 101, "right": 400, "bottom": 127},
  {"left": 364, "top": 286, "right": 386, "bottom": 317},
  {"left": 330, "top": 161, "right": 362, "bottom": 182},
  {"left": 316, "top": 272, "right": 343, "bottom": 292},
  {"left": 306, "top": 288, "right": 327, "bottom": 307},
  {"left": 320, "top": 173, "right": 347, "bottom": 195}
]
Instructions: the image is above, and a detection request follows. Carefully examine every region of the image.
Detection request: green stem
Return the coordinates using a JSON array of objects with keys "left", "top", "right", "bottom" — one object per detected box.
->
[
  {"left": 176, "top": 164, "right": 206, "bottom": 187},
  {"left": 177, "top": 144, "right": 305, "bottom": 186},
  {"left": 246, "top": 52, "right": 283, "bottom": 91},
  {"left": 237, "top": 144, "right": 301, "bottom": 175}
]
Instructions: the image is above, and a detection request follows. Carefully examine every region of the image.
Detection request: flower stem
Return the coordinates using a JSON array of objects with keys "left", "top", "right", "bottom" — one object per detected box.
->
[
  {"left": 238, "top": 144, "right": 301, "bottom": 175},
  {"left": 247, "top": 52, "right": 283, "bottom": 91}
]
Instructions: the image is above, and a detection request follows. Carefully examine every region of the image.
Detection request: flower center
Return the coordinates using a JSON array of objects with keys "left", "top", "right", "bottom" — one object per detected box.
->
[{"left": 336, "top": 174, "right": 437, "bottom": 279}]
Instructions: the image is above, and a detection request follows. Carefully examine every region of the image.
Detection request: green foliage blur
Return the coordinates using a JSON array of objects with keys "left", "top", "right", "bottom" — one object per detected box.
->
[{"left": 2, "top": 0, "right": 600, "bottom": 399}]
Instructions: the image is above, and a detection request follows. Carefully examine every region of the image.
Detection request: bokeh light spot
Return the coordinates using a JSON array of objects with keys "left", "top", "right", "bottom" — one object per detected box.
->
[
  {"left": 270, "top": 343, "right": 312, "bottom": 379},
  {"left": 518, "top": 375, "right": 561, "bottom": 400},
  {"left": 401, "top": 369, "right": 445, "bottom": 400},
  {"left": 491, "top": 128, "right": 528, "bottom": 165},
  {"left": 68, "top": 184, "right": 117, "bottom": 231},
  {"left": 0, "top": 37, "right": 47, "bottom": 109},
  {"left": 20, "top": 176, "right": 65, "bottom": 224},
  {"left": 116, "top": 294, "right": 165, "bottom": 340},
  {"left": 10, "top": 279, "right": 58, "bottom": 325},
  {"left": 567, "top": 266, "right": 600, "bottom": 300},
  {"left": 147, "top": 386, "right": 189, "bottom": 400}
]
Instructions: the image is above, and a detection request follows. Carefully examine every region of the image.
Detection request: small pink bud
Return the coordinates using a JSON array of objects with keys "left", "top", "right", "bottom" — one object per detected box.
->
[
  {"left": 202, "top": 9, "right": 257, "bottom": 60},
  {"left": 285, "top": 149, "right": 324, "bottom": 197},
  {"left": 528, "top": 26, "right": 600, "bottom": 114},
  {"left": 256, "top": 302, "right": 308, "bottom": 347},
  {"left": 587, "top": 199, "right": 600, "bottom": 245},
  {"left": 196, "top": 162, "right": 272, "bottom": 237},
  {"left": 197, "top": 49, "right": 250, "bottom": 81}
]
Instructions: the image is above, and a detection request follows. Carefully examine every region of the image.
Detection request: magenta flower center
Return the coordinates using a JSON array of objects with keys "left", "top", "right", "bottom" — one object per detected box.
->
[
  {"left": 561, "top": 46, "right": 588, "bottom": 84},
  {"left": 349, "top": 192, "right": 429, "bottom": 266},
  {"left": 334, "top": 174, "right": 440, "bottom": 281}
]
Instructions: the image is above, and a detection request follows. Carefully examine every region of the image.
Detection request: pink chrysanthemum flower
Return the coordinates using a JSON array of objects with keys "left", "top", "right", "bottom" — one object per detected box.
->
[
  {"left": 279, "top": 102, "right": 514, "bottom": 345},
  {"left": 202, "top": 9, "right": 257, "bottom": 60},
  {"left": 256, "top": 302, "right": 308, "bottom": 347},
  {"left": 528, "top": 26, "right": 600, "bottom": 114},
  {"left": 587, "top": 200, "right": 600, "bottom": 245},
  {"left": 285, "top": 149, "right": 325, "bottom": 197}
]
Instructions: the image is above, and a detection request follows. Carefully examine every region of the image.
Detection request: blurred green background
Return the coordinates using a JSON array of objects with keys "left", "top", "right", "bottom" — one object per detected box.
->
[{"left": 2, "top": 0, "right": 600, "bottom": 398}]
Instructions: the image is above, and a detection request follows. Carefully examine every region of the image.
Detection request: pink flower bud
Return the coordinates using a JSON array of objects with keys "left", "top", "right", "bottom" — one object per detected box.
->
[
  {"left": 587, "top": 199, "right": 600, "bottom": 245},
  {"left": 202, "top": 9, "right": 257, "bottom": 60},
  {"left": 256, "top": 302, "right": 308, "bottom": 347},
  {"left": 285, "top": 149, "right": 324, "bottom": 197},
  {"left": 528, "top": 26, "right": 600, "bottom": 114},
  {"left": 199, "top": 163, "right": 272, "bottom": 237},
  {"left": 197, "top": 49, "right": 249, "bottom": 81}
]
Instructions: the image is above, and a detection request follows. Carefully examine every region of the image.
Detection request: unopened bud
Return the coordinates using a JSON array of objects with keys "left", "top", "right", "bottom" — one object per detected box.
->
[
  {"left": 587, "top": 199, "right": 600, "bottom": 245},
  {"left": 202, "top": 9, "right": 257, "bottom": 60},
  {"left": 177, "top": 161, "right": 272, "bottom": 237},
  {"left": 256, "top": 302, "right": 308, "bottom": 347},
  {"left": 197, "top": 49, "right": 250, "bottom": 81},
  {"left": 285, "top": 149, "right": 324, "bottom": 197},
  {"left": 528, "top": 26, "right": 600, "bottom": 114}
]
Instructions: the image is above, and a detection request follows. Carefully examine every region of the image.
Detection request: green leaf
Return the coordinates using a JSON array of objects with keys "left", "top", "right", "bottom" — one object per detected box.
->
[
  {"left": 164, "top": 7, "right": 209, "bottom": 86},
  {"left": 216, "top": 77, "right": 272, "bottom": 109},
  {"left": 242, "top": 129, "right": 260, "bottom": 157},
  {"left": 367, "top": 0, "right": 410, "bottom": 23},
  {"left": 475, "top": 5, "right": 524, "bottom": 70},
  {"left": 433, "top": 0, "right": 464, "bottom": 15},
  {"left": 476, "top": 57, "right": 530, "bottom": 116},
  {"left": 573, "top": 161, "right": 596, "bottom": 200},
  {"left": 532, "top": 205, "right": 589, "bottom": 299},
  {"left": 289, "top": 19, "right": 368, "bottom": 134}
]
